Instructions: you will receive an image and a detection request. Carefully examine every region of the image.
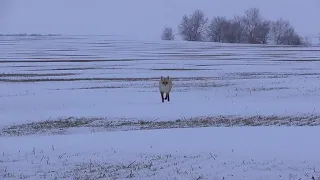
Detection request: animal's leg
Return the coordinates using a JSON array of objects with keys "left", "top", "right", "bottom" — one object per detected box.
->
[
  {"left": 164, "top": 93, "right": 168, "bottom": 100},
  {"left": 160, "top": 92, "right": 164, "bottom": 103},
  {"left": 167, "top": 93, "right": 170, "bottom": 102}
]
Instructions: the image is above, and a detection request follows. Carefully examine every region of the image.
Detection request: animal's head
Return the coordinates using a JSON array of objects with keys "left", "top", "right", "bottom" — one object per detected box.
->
[{"left": 160, "top": 76, "right": 170, "bottom": 85}]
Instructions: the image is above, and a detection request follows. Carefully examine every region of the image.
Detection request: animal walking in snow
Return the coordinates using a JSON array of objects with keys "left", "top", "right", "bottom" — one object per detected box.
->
[{"left": 159, "top": 76, "right": 172, "bottom": 103}]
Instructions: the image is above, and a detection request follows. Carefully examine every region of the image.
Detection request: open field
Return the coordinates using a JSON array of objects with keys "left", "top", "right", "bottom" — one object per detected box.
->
[{"left": 1, "top": 35, "right": 320, "bottom": 179}]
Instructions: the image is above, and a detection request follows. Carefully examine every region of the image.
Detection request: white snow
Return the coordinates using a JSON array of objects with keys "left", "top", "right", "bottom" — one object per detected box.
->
[
  {"left": 1, "top": 127, "right": 320, "bottom": 179},
  {"left": 1, "top": 35, "right": 320, "bottom": 179}
]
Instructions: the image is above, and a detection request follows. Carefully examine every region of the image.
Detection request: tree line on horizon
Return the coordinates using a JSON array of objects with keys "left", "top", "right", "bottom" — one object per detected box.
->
[{"left": 161, "top": 8, "right": 311, "bottom": 46}]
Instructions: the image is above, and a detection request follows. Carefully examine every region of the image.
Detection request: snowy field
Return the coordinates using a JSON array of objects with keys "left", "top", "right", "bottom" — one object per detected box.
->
[{"left": 1, "top": 35, "right": 320, "bottom": 179}]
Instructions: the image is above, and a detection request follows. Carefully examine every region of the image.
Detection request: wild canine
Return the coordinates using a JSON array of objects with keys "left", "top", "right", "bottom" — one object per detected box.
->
[{"left": 159, "top": 76, "right": 172, "bottom": 103}]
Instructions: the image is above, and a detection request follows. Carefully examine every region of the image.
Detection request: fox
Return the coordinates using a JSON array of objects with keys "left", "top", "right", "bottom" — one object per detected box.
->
[{"left": 159, "top": 76, "right": 173, "bottom": 103}]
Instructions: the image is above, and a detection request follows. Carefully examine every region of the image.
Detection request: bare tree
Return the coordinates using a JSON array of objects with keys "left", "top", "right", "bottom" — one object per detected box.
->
[
  {"left": 206, "top": 12, "right": 270, "bottom": 44},
  {"left": 280, "top": 28, "right": 302, "bottom": 45},
  {"left": 220, "top": 21, "right": 237, "bottom": 43},
  {"left": 175, "top": 7, "right": 304, "bottom": 46},
  {"left": 242, "top": 8, "right": 263, "bottom": 44},
  {"left": 178, "top": 9, "right": 208, "bottom": 41},
  {"left": 161, "top": 27, "right": 175, "bottom": 40},
  {"left": 253, "top": 20, "right": 271, "bottom": 44},
  {"left": 222, "top": 15, "right": 248, "bottom": 43},
  {"left": 207, "top": 16, "right": 229, "bottom": 42},
  {"left": 229, "top": 15, "right": 246, "bottom": 43},
  {"left": 270, "top": 19, "right": 303, "bottom": 45},
  {"left": 240, "top": 8, "right": 271, "bottom": 44},
  {"left": 302, "top": 36, "right": 312, "bottom": 46},
  {"left": 270, "top": 19, "right": 291, "bottom": 44},
  {"left": 290, "top": 33, "right": 303, "bottom": 45}
]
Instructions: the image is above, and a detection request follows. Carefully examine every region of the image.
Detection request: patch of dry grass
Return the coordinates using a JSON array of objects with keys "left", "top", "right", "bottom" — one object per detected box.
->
[
  {"left": 0, "top": 77, "right": 155, "bottom": 83},
  {"left": 74, "top": 86, "right": 124, "bottom": 90},
  {"left": 156, "top": 53, "right": 234, "bottom": 57},
  {"left": 0, "top": 59, "right": 144, "bottom": 63},
  {"left": 272, "top": 59, "right": 320, "bottom": 62},
  {"left": 0, "top": 150, "right": 220, "bottom": 180},
  {"left": 233, "top": 86, "right": 290, "bottom": 92},
  {"left": 228, "top": 72, "right": 320, "bottom": 80},
  {"left": 0, "top": 76, "right": 219, "bottom": 83},
  {"left": 2, "top": 115, "right": 320, "bottom": 137},
  {"left": 0, "top": 73, "right": 77, "bottom": 77},
  {"left": 151, "top": 68, "right": 213, "bottom": 71},
  {"left": 0, "top": 117, "right": 97, "bottom": 136},
  {"left": 25, "top": 67, "right": 124, "bottom": 72}
]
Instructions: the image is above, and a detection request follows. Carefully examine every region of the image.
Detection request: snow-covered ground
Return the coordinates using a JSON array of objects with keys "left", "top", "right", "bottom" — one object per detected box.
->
[
  {"left": 2, "top": 127, "right": 320, "bottom": 180},
  {"left": 1, "top": 35, "right": 320, "bottom": 179}
]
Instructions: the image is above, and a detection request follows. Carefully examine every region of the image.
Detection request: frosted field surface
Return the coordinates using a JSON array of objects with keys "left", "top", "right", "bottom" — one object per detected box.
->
[
  {"left": 1, "top": 35, "right": 320, "bottom": 128},
  {"left": 1, "top": 35, "right": 320, "bottom": 179},
  {"left": 2, "top": 127, "right": 320, "bottom": 180}
]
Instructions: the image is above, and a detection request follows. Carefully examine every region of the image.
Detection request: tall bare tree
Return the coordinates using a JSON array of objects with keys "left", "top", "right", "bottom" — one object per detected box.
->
[
  {"left": 220, "top": 15, "right": 247, "bottom": 43},
  {"left": 178, "top": 9, "right": 208, "bottom": 41},
  {"left": 230, "top": 15, "right": 246, "bottom": 43},
  {"left": 270, "top": 19, "right": 291, "bottom": 44},
  {"left": 270, "top": 19, "right": 303, "bottom": 45},
  {"left": 161, "top": 27, "right": 175, "bottom": 40},
  {"left": 174, "top": 7, "right": 304, "bottom": 45},
  {"left": 290, "top": 33, "right": 303, "bottom": 45},
  {"left": 220, "top": 21, "right": 237, "bottom": 43},
  {"left": 302, "top": 36, "right": 312, "bottom": 46},
  {"left": 253, "top": 20, "right": 271, "bottom": 44},
  {"left": 242, "top": 8, "right": 262, "bottom": 43},
  {"left": 207, "top": 16, "right": 229, "bottom": 42}
]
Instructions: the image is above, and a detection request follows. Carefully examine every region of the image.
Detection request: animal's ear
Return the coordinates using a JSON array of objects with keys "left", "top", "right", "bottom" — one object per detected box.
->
[
  {"left": 161, "top": 76, "right": 163, "bottom": 80},
  {"left": 167, "top": 76, "right": 170, "bottom": 79}
]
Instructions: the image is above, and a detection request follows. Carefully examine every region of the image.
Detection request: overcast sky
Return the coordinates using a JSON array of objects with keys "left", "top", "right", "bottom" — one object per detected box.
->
[{"left": 0, "top": 0, "right": 319, "bottom": 40}]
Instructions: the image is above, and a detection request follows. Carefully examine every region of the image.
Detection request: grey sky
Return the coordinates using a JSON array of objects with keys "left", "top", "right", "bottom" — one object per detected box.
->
[{"left": 0, "top": 0, "right": 319, "bottom": 40}]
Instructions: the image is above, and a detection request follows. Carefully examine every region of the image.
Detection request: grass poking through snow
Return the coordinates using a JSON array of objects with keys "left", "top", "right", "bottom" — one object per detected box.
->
[{"left": 2, "top": 115, "right": 320, "bottom": 137}]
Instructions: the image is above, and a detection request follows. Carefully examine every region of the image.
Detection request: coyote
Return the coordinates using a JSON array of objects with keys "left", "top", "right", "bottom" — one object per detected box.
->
[{"left": 159, "top": 76, "right": 172, "bottom": 103}]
